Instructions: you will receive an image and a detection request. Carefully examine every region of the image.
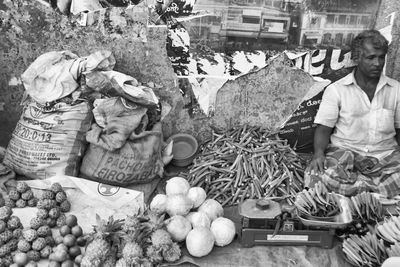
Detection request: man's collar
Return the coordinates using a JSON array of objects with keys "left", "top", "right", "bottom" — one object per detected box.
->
[
  {"left": 343, "top": 70, "right": 394, "bottom": 88},
  {"left": 342, "top": 72, "right": 356, "bottom": 85}
]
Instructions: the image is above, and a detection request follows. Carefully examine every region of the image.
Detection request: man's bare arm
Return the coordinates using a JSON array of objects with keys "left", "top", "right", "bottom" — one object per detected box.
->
[
  {"left": 395, "top": 128, "right": 400, "bottom": 146},
  {"left": 306, "top": 125, "right": 333, "bottom": 175}
]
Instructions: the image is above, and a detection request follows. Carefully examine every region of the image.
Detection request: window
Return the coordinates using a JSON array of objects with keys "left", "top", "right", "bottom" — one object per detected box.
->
[
  {"left": 361, "top": 16, "right": 369, "bottom": 25},
  {"left": 243, "top": 16, "right": 260, "bottom": 24},
  {"left": 345, "top": 15, "right": 350, "bottom": 24},
  {"left": 338, "top": 15, "right": 346, "bottom": 24},
  {"left": 334, "top": 15, "right": 339, "bottom": 24},
  {"left": 350, "top": 15, "right": 357, "bottom": 25},
  {"left": 264, "top": 0, "right": 273, "bottom": 6},
  {"left": 311, "top": 17, "right": 318, "bottom": 24},
  {"left": 322, "top": 33, "right": 332, "bottom": 44},
  {"left": 346, "top": 33, "right": 354, "bottom": 45},
  {"left": 310, "top": 17, "right": 320, "bottom": 28},
  {"left": 273, "top": 0, "right": 282, "bottom": 8},
  {"left": 263, "top": 19, "right": 286, "bottom": 32},
  {"left": 327, "top": 14, "right": 335, "bottom": 24},
  {"left": 335, "top": 33, "right": 343, "bottom": 46},
  {"left": 357, "top": 16, "right": 361, "bottom": 25}
]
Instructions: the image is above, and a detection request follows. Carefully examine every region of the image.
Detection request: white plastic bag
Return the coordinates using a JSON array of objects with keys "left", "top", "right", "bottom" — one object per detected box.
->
[{"left": 21, "top": 51, "right": 86, "bottom": 104}]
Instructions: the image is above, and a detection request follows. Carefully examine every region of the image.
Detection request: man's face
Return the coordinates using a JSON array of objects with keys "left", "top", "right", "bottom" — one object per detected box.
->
[{"left": 356, "top": 41, "right": 386, "bottom": 79}]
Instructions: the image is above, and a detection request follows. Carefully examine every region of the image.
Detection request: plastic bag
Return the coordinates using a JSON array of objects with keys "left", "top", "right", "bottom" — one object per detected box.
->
[
  {"left": 84, "top": 70, "right": 159, "bottom": 107},
  {"left": 21, "top": 51, "right": 86, "bottom": 104}
]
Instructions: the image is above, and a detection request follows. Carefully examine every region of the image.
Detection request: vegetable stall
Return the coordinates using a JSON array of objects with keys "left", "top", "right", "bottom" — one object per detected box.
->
[
  {"left": 2, "top": 122, "right": 400, "bottom": 267},
  {"left": 0, "top": 5, "right": 399, "bottom": 263}
]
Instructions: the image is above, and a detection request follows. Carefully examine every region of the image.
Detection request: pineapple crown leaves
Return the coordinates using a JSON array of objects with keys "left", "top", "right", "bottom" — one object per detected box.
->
[
  {"left": 86, "top": 214, "right": 125, "bottom": 245},
  {"left": 94, "top": 214, "right": 124, "bottom": 233},
  {"left": 141, "top": 210, "right": 166, "bottom": 230},
  {"left": 123, "top": 210, "right": 166, "bottom": 234},
  {"left": 120, "top": 225, "right": 153, "bottom": 253}
]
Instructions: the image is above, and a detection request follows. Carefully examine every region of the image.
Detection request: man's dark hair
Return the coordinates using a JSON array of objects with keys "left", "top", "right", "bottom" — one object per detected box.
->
[{"left": 351, "top": 30, "right": 389, "bottom": 60}]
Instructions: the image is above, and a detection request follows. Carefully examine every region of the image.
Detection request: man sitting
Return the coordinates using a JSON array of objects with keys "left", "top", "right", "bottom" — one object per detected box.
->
[{"left": 306, "top": 30, "right": 400, "bottom": 198}]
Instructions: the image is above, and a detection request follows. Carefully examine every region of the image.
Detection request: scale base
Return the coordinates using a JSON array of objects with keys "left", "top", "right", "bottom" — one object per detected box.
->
[{"left": 240, "top": 227, "right": 335, "bottom": 249}]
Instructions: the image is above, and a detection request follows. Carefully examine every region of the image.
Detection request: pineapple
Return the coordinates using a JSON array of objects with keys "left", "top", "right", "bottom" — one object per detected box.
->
[
  {"left": 122, "top": 214, "right": 141, "bottom": 233},
  {"left": 151, "top": 229, "right": 172, "bottom": 247},
  {"left": 145, "top": 245, "right": 163, "bottom": 264},
  {"left": 102, "top": 256, "right": 117, "bottom": 267},
  {"left": 142, "top": 210, "right": 166, "bottom": 232},
  {"left": 121, "top": 239, "right": 143, "bottom": 265},
  {"left": 162, "top": 242, "right": 181, "bottom": 263},
  {"left": 121, "top": 219, "right": 154, "bottom": 266},
  {"left": 80, "top": 215, "right": 123, "bottom": 267},
  {"left": 115, "top": 258, "right": 127, "bottom": 267}
]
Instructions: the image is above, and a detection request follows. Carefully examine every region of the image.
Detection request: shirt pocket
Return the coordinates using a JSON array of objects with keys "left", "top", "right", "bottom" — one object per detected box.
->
[{"left": 377, "top": 108, "right": 395, "bottom": 135}]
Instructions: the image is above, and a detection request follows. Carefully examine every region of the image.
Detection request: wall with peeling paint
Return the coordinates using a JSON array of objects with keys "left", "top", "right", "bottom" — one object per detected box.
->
[
  {"left": 0, "top": 1, "right": 316, "bottom": 148},
  {"left": 1, "top": 1, "right": 399, "bottom": 149},
  {"left": 375, "top": 0, "right": 400, "bottom": 81},
  {"left": 0, "top": 2, "right": 183, "bottom": 147},
  {"left": 212, "top": 55, "right": 315, "bottom": 131}
]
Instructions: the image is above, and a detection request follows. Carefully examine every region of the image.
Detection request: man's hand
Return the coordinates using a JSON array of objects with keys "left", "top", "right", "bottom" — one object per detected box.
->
[
  {"left": 395, "top": 128, "right": 400, "bottom": 146},
  {"left": 306, "top": 124, "right": 333, "bottom": 176},
  {"left": 306, "top": 152, "right": 326, "bottom": 175}
]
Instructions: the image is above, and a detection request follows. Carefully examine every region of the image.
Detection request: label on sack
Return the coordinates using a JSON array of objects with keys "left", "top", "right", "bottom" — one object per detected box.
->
[
  {"left": 4, "top": 101, "right": 92, "bottom": 179},
  {"left": 81, "top": 144, "right": 164, "bottom": 185},
  {"left": 95, "top": 153, "right": 163, "bottom": 183},
  {"left": 80, "top": 123, "right": 164, "bottom": 186}
]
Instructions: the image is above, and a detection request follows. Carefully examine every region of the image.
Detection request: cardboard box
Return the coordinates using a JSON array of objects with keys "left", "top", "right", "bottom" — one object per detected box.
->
[{"left": 21, "top": 175, "right": 144, "bottom": 233}]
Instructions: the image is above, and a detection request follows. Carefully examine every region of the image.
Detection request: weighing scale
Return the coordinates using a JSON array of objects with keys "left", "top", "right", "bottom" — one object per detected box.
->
[{"left": 238, "top": 199, "right": 336, "bottom": 248}]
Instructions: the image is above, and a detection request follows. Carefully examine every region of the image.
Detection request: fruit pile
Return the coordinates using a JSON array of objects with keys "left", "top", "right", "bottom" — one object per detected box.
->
[
  {"left": 0, "top": 206, "right": 22, "bottom": 265},
  {"left": 48, "top": 215, "right": 85, "bottom": 266},
  {"left": 16, "top": 227, "right": 52, "bottom": 263},
  {"left": 34, "top": 182, "right": 71, "bottom": 228},
  {"left": 150, "top": 177, "right": 236, "bottom": 258},
  {"left": 294, "top": 181, "right": 341, "bottom": 218},
  {"left": 5, "top": 181, "right": 37, "bottom": 208},
  {"left": 0, "top": 181, "right": 87, "bottom": 266},
  {"left": 79, "top": 210, "right": 182, "bottom": 267}
]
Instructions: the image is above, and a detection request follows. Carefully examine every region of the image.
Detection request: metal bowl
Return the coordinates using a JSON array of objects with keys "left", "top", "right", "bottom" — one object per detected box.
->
[
  {"left": 297, "top": 194, "right": 353, "bottom": 229},
  {"left": 167, "top": 133, "right": 198, "bottom": 167}
]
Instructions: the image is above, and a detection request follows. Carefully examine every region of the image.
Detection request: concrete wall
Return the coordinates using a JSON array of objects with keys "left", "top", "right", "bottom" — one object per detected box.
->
[
  {"left": 375, "top": 0, "right": 400, "bottom": 80},
  {"left": 0, "top": 2, "right": 184, "bottom": 147},
  {"left": 8, "top": 1, "right": 400, "bottom": 148},
  {"left": 0, "top": 1, "right": 319, "bottom": 148}
]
